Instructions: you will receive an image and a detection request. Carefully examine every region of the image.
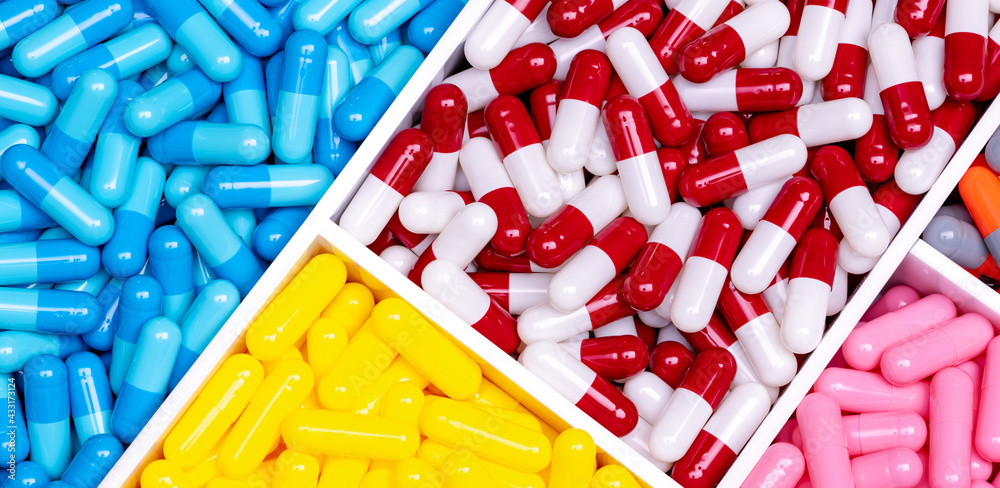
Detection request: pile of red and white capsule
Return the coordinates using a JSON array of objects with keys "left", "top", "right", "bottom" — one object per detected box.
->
[{"left": 337, "top": 0, "right": 1000, "bottom": 484}]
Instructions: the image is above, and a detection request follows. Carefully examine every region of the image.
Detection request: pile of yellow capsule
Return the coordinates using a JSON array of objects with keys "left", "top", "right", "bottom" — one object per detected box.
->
[{"left": 138, "top": 253, "right": 642, "bottom": 488}]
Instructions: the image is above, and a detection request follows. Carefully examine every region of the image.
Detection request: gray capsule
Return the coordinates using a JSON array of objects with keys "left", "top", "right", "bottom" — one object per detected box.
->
[
  {"left": 986, "top": 125, "right": 1000, "bottom": 172},
  {"left": 923, "top": 215, "right": 990, "bottom": 270}
]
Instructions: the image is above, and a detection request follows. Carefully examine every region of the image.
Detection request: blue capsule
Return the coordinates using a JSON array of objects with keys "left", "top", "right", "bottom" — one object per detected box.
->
[
  {"left": 253, "top": 206, "right": 311, "bottom": 260},
  {"left": 2, "top": 146, "right": 115, "bottom": 246},
  {"left": 100, "top": 158, "right": 164, "bottom": 279},
  {"left": 124, "top": 68, "right": 221, "bottom": 137},
  {"left": 203, "top": 164, "right": 334, "bottom": 208},
  {"left": 110, "top": 316, "right": 181, "bottom": 443},
  {"left": 367, "top": 27, "right": 402, "bottom": 64},
  {"left": 264, "top": 50, "right": 282, "bottom": 133},
  {"left": 136, "top": 61, "right": 168, "bottom": 90},
  {"left": 13, "top": 0, "right": 135, "bottom": 78},
  {"left": 314, "top": 45, "right": 356, "bottom": 175},
  {"left": 1, "top": 373, "right": 30, "bottom": 463},
  {"left": 350, "top": 0, "right": 429, "bottom": 45},
  {"left": 108, "top": 275, "right": 161, "bottom": 395},
  {"left": 0, "top": 332, "right": 84, "bottom": 374},
  {"left": 131, "top": 0, "right": 154, "bottom": 28},
  {"left": 58, "top": 434, "right": 122, "bottom": 488},
  {"left": 147, "top": 122, "right": 271, "bottom": 166},
  {"left": 407, "top": 0, "right": 466, "bottom": 54},
  {"left": 0, "top": 0, "right": 60, "bottom": 52},
  {"left": 64, "top": 352, "right": 112, "bottom": 444},
  {"left": 148, "top": 226, "right": 195, "bottom": 322},
  {"left": 0, "top": 230, "right": 44, "bottom": 245},
  {"left": 176, "top": 194, "right": 262, "bottom": 297},
  {"left": 41, "top": 69, "right": 118, "bottom": 176},
  {"left": 200, "top": 0, "right": 282, "bottom": 58},
  {"left": 273, "top": 30, "right": 327, "bottom": 163},
  {"left": 223, "top": 208, "right": 257, "bottom": 244},
  {"left": 327, "top": 20, "right": 373, "bottom": 85},
  {"left": 50, "top": 23, "right": 172, "bottom": 100},
  {"left": 24, "top": 354, "right": 70, "bottom": 479},
  {"left": 205, "top": 101, "right": 228, "bottom": 123},
  {"left": 334, "top": 45, "right": 422, "bottom": 141},
  {"left": 0, "top": 190, "right": 56, "bottom": 233},
  {"left": 79, "top": 276, "right": 121, "bottom": 351},
  {"left": 168, "top": 279, "right": 239, "bottom": 389},
  {"left": 294, "top": 0, "right": 365, "bottom": 35},
  {"left": 165, "top": 44, "right": 194, "bottom": 76},
  {"left": 163, "top": 166, "right": 209, "bottom": 208},
  {"left": 90, "top": 80, "right": 144, "bottom": 208},
  {"left": 0, "top": 239, "right": 100, "bottom": 286},
  {"left": 146, "top": 0, "right": 242, "bottom": 82},
  {"left": 52, "top": 267, "right": 110, "bottom": 297},
  {"left": 0, "top": 123, "right": 42, "bottom": 184},
  {"left": 0, "top": 75, "right": 58, "bottom": 125},
  {"left": 224, "top": 46, "right": 270, "bottom": 134},
  {"left": 268, "top": 0, "right": 302, "bottom": 48},
  {"left": 2, "top": 461, "right": 50, "bottom": 487},
  {"left": 192, "top": 252, "right": 215, "bottom": 294},
  {"left": 0, "top": 288, "right": 100, "bottom": 334}
]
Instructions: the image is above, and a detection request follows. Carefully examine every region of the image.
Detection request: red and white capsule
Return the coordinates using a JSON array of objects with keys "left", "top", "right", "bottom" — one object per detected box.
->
[
  {"left": 517, "top": 275, "right": 635, "bottom": 343},
  {"left": 398, "top": 191, "right": 474, "bottom": 234},
  {"left": 678, "top": 134, "right": 808, "bottom": 207},
  {"left": 781, "top": 228, "right": 838, "bottom": 354},
  {"left": 681, "top": 313, "right": 780, "bottom": 401},
  {"left": 673, "top": 68, "right": 803, "bottom": 113},
  {"left": 465, "top": 0, "right": 550, "bottom": 69},
  {"left": 718, "top": 279, "right": 797, "bottom": 387},
  {"left": 559, "top": 334, "right": 649, "bottom": 381},
  {"left": 671, "top": 208, "right": 742, "bottom": 333},
  {"left": 728, "top": 177, "right": 789, "bottom": 230},
  {"left": 407, "top": 203, "right": 498, "bottom": 287},
  {"left": 469, "top": 272, "right": 552, "bottom": 315},
  {"left": 459, "top": 138, "right": 532, "bottom": 256},
  {"left": 624, "top": 372, "right": 675, "bottom": 424},
  {"left": 748, "top": 98, "right": 873, "bottom": 147},
  {"left": 381, "top": 245, "right": 419, "bottom": 276},
  {"left": 414, "top": 84, "right": 469, "bottom": 192},
  {"left": 894, "top": 0, "right": 944, "bottom": 37},
  {"left": 624, "top": 202, "right": 702, "bottom": 311},
  {"left": 811, "top": 146, "right": 892, "bottom": 258},
  {"left": 731, "top": 176, "right": 823, "bottom": 294},
  {"left": 340, "top": 129, "right": 435, "bottom": 245},
  {"left": 676, "top": 2, "right": 790, "bottom": 83},
  {"left": 944, "top": 0, "right": 989, "bottom": 101},
  {"left": 702, "top": 112, "right": 750, "bottom": 158},
  {"left": 649, "top": 340, "right": 696, "bottom": 389},
  {"left": 603, "top": 95, "right": 672, "bottom": 225},
  {"left": 977, "top": 21, "right": 1000, "bottom": 102},
  {"left": 794, "top": 0, "right": 849, "bottom": 81},
  {"left": 547, "top": 0, "right": 628, "bottom": 38},
  {"left": 912, "top": 15, "right": 947, "bottom": 113},
  {"left": 446, "top": 44, "right": 557, "bottom": 112},
  {"left": 895, "top": 97, "right": 977, "bottom": 196},
  {"left": 763, "top": 260, "right": 790, "bottom": 324},
  {"left": 869, "top": 23, "right": 933, "bottom": 149},
  {"left": 648, "top": 0, "right": 731, "bottom": 76},
  {"left": 484, "top": 95, "right": 564, "bottom": 218},
  {"left": 421, "top": 260, "right": 521, "bottom": 354},
  {"left": 548, "top": 217, "right": 647, "bottom": 312},
  {"left": 820, "top": 0, "right": 871, "bottom": 100},
  {"left": 475, "top": 246, "right": 560, "bottom": 273},
  {"left": 548, "top": 50, "right": 612, "bottom": 173},
  {"left": 521, "top": 341, "right": 639, "bottom": 436},
  {"left": 649, "top": 348, "right": 737, "bottom": 463},
  {"left": 838, "top": 180, "right": 921, "bottom": 274},
  {"left": 777, "top": 0, "right": 816, "bottom": 106},
  {"left": 606, "top": 27, "right": 694, "bottom": 147},
  {"left": 856, "top": 64, "right": 900, "bottom": 183}
]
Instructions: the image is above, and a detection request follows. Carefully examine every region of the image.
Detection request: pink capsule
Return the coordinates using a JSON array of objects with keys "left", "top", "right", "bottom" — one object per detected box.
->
[
  {"left": 820, "top": 0, "right": 871, "bottom": 100},
  {"left": 895, "top": 98, "right": 976, "bottom": 195},
  {"left": 844, "top": 411, "right": 928, "bottom": 457},
  {"left": 852, "top": 448, "right": 923, "bottom": 488},
  {"left": 603, "top": 95, "right": 672, "bottom": 225},
  {"left": 485, "top": 94, "right": 564, "bottom": 218},
  {"left": 648, "top": 0, "right": 730, "bottom": 76},
  {"left": 398, "top": 191, "right": 474, "bottom": 235},
  {"left": 740, "top": 443, "right": 805, "bottom": 488},
  {"left": 894, "top": 0, "right": 944, "bottom": 37},
  {"left": 465, "top": 0, "right": 550, "bottom": 69},
  {"left": 649, "top": 348, "right": 737, "bottom": 463},
  {"left": 606, "top": 27, "right": 694, "bottom": 147},
  {"left": 681, "top": 314, "right": 780, "bottom": 400},
  {"left": 459, "top": 138, "right": 532, "bottom": 256},
  {"left": 340, "top": 129, "right": 435, "bottom": 245},
  {"left": 421, "top": 260, "right": 521, "bottom": 354},
  {"left": 976, "top": 337, "right": 1000, "bottom": 461},
  {"left": 838, "top": 180, "right": 922, "bottom": 274},
  {"left": 517, "top": 275, "right": 635, "bottom": 343},
  {"left": 856, "top": 64, "right": 900, "bottom": 184},
  {"left": 547, "top": 51, "right": 612, "bottom": 174},
  {"left": 843, "top": 294, "right": 958, "bottom": 372},
  {"left": 702, "top": 112, "right": 750, "bottom": 158},
  {"left": 868, "top": 23, "right": 933, "bottom": 149},
  {"left": 929, "top": 367, "right": 974, "bottom": 488},
  {"left": 623, "top": 371, "right": 674, "bottom": 423},
  {"left": 521, "top": 340, "right": 639, "bottom": 436},
  {"left": 860, "top": 285, "right": 921, "bottom": 322},
  {"left": 469, "top": 272, "right": 552, "bottom": 315},
  {"left": 676, "top": 2, "right": 790, "bottom": 83},
  {"left": 546, "top": 0, "right": 628, "bottom": 38},
  {"left": 955, "top": 361, "right": 993, "bottom": 482},
  {"left": 748, "top": 98, "right": 874, "bottom": 147},
  {"left": 944, "top": 0, "right": 989, "bottom": 100},
  {"left": 814, "top": 368, "right": 930, "bottom": 418},
  {"left": 810, "top": 146, "right": 892, "bottom": 258},
  {"left": 763, "top": 259, "right": 791, "bottom": 323},
  {"left": 414, "top": 84, "right": 469, "bottom": 192},
  {"left": 447, "top": 44, "right": 557, "bottom": 112},
  {"left": 548, "top": 217, "right": 647, "bottom": 312},
  {"left": 913, "top": 15, "right": 947, "bottom": 112},
  {"left": 407, "top": 203, "right": 498, "bottom": 287},
  {"left": 780, "top": 228, "right": 837, "bottom": 354},
  {"left": 624, "top": 202, "right": 701, "bottom": 311},
  {"left": 881, "top": 313, "right": 994, "bottom": 386},
  {"left": 559, "top": 334, "right": 649, "bottom": 381},
  {"left": 674, "top": 68, "right": 803, "bottom": 114},
  {"left": 731, "top": 176, "right": 823, "bottom": 294},
  {"left": 977, "top": 22, "right": 1000, "bottom": 102},
  {"left": 717, "top": 280, "right": 797, "bottom": 388},
  {"left": 797, "top": 392, "right": 854, "bottom": 488},
  {"left": 671, "top": 208, "right": 743, "bottom": 333}
]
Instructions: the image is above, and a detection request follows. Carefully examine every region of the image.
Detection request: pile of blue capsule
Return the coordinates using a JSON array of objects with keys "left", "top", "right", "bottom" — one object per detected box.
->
[{"left": 0, "top": 0, "right": 461, "bottom": 484}]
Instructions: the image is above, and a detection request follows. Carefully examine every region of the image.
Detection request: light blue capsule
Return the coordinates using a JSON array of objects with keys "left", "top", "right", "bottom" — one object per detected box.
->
[
  {"left": 0, "top": 75, "right": 58, "bottom": 125},
  {"left": 78, "top": 276, "right": 121, "bottom": 351},
  {"left": 223, "top": 208, "right": 256, "bottom": 245},
  {"left": 147, "top": 122, "right": 270, "bottom": 166},
  {"left": 350, "top": 0, "right": 429, "bottom": 45},
  {"left": 203, "top": 164, "right": 334, "bottom": 208},
  {"left": 314, "top": 45, "right": 355, "bottom": 175},
  {"left": 124, "top": 68, "right": 221, "bottom": 137},
  {"left": 168, "top": 279, "right": 238, "bottom": 389},
  {"left": 204, "top": 102, "right": 228, "bottom": 123},
  {"left": 367, "top": 27, "right": 402, "bottom": 65},
  {"left": 259, "top": 0, "right": 287, "bottom": 6},
  {"left": 108, "top": 275, "right": 161, "bottom": 395},
  {"left": 65, "top": 352, "right": 112, "bottom": 444},
  {"left": 165, "top": 43, "right": 193, "bottom": 75},
  {"left": 273, "top": 30, "right": 327, "bottom": 163},
  {"left": 0, "top": 123, "right": 42, "bottom": 185},
  {"left": 264, "top": 49, "right": 282, "bottom": 134},
  {"left": 136, "top": 60, "right": 168, "bottom": 89},
  {"left": 0, "top": 0, "right": 61, "bottom": 52},
  {"left": 407, "top": 0, "right": 465, "bottom": 54},
  {"left": 148, "top": 226, "right": 195, "bottom": 321},
  {"left": 268, "top": 0, "right": 302, "bottom": 48},
  {"left": 24, "top": 354, "right": 71, "bottom": 480},
  {"left": 0, "top": 332, "right": 84, "bottom": 374},
  {"left": 0, "top": 230, "right": 45, "bottom": 245},
  {"left": 294, "top": 0, "right": 365, "bottom": 35},
  {"left": 0, "top": 288, "right": 101, "bottom": 334},
  {"left": 146, "top": 0, "right": 242, "bottom": 82},
  {"left": 1, "top": 372, "right": 30, "bottom": 463},
  {"left": 192, "top": 251, "right": 214, "bottom": 294},
  {"left": 41, "top": 69, "right": 118, "bottom": 176},
  {"left": 224, "top": 46, "right": 270, "bottom": 134},
  {"left": 58, "top": 434, "right": 122, "bottom": 488},
  {"left": 163, "top": 166, "right": 209, "bottom": 208},
  {"left": 13, "top": 0, "right": 135, "bottom": 78},
  {"left": 326, "top": 20, "right": 372, "bottom": 85},
  {"left": 90, "top": 80, "right": 144, "bottom": 208},
  {"left": 252, "top": 206, "right": 310, "bottom": 260},
  {"left": 176, "top": 193, "right": 262, "bottom": 297},
  {"left": 53, "top": 267, "right": 110, "bottom": 296},
  {"left": 0, "top": 190, "right": 56, "bottom": 233},
  {"left": 0, "top": 239, "right": 100, "bottom": 286},
  {"left": 101, "top": 157, "right": 164, "bottom": 279},
  {"left": 110, "top": 316, "right": 180, "bottom": 443},
  {"left": 3, "top": 461, "right": 50, "bottom": 487},
  {"left": 334, "top": 45, "right": 422, "bottom": 141},
  {"left": 200, "top": 0, "right": 282, "bottom": 57}
]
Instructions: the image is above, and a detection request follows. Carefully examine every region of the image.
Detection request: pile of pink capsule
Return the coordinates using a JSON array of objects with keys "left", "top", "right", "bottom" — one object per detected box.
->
[
  {"left": 746, "top": 286, "right": 1000, "bottom": 488},
  {"left": 337, "top": 0, "right": 1000, "bottom": 483}
]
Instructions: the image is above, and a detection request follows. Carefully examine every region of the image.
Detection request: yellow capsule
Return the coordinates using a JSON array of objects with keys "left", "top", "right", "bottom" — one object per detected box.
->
[
  {"left": 281, "top": 409, "right": 420, "bottom": 459},
  {"left": 475, "top": 404, "right": 543, "bottom": 433},
  {"left": 539, "top": 421, "right": 560, "bottom": 446},
  {"left": 351, "top": 356, "right": 429, "bottom": 415},
  {"left": 380, "top": 381, "right": 424, "bottom": 425},
  {"left": 246, "top": 254, "right": 347, "bottom": 361},
  {"left": 307, "top": 318, "right": 348, "bottom": 377},
  {"left": 164, "top": 354, "right": 264, "bottom": 469},
  {"left": 318, "top": 457, "right": 370, "bottom": 488},
  {"left": 417, "top": 439, "right": 454, "bottom": 469},
  {"left": 301, "top": 387, "right": 323, "bottom": 409},
  {"left": 442, "top": 450, "right": 501, "bottom": 488},
  {"left": 318, "top": 323, "right": 398, "bottom": 410},
  {"left": 393, "top": 458, "right": 443, "bottom": 488},
  {"left": 369, "top": 458, "right": 398, "bottom": 472},
  {"left": 419, "top": 397, "right": 552, "bottom": 473},
  {"left": 550, "top": 429, "right": 596, "bottom": 488},
  {"left": 183, "top": 453, "right": 222, "bottom": 487},
  {"left": 206, "top": 458, "right": 277, "bottom": 488},
  {"left": 359, "top": 468, "right": 393, "bottom": 488},
  {"left": 273, "top": 450, "right": 320, "bottom": 488},
  {"left": 466, "top": 379, "right": 521, "bottom": 410},
  {"left": 321, "top": 281, "right": 375, "bottom": 338},
  {"left": 589, "top": 466, "right": 639, "bottom": 488},
  {"left": 371, "top": 298, "right": 482, "bottom": 401},
  {"left": 263, "top": 347, "right": 304, "bottom": 374},
  {"left": 141, "top": 459, "right": 193, "bottom": 488},
  {"left": 217, "top": 359, "right": 315, "bottom": 479},
  {"left": 415, "top": 440, "right": 545, "bottom": 488}
]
